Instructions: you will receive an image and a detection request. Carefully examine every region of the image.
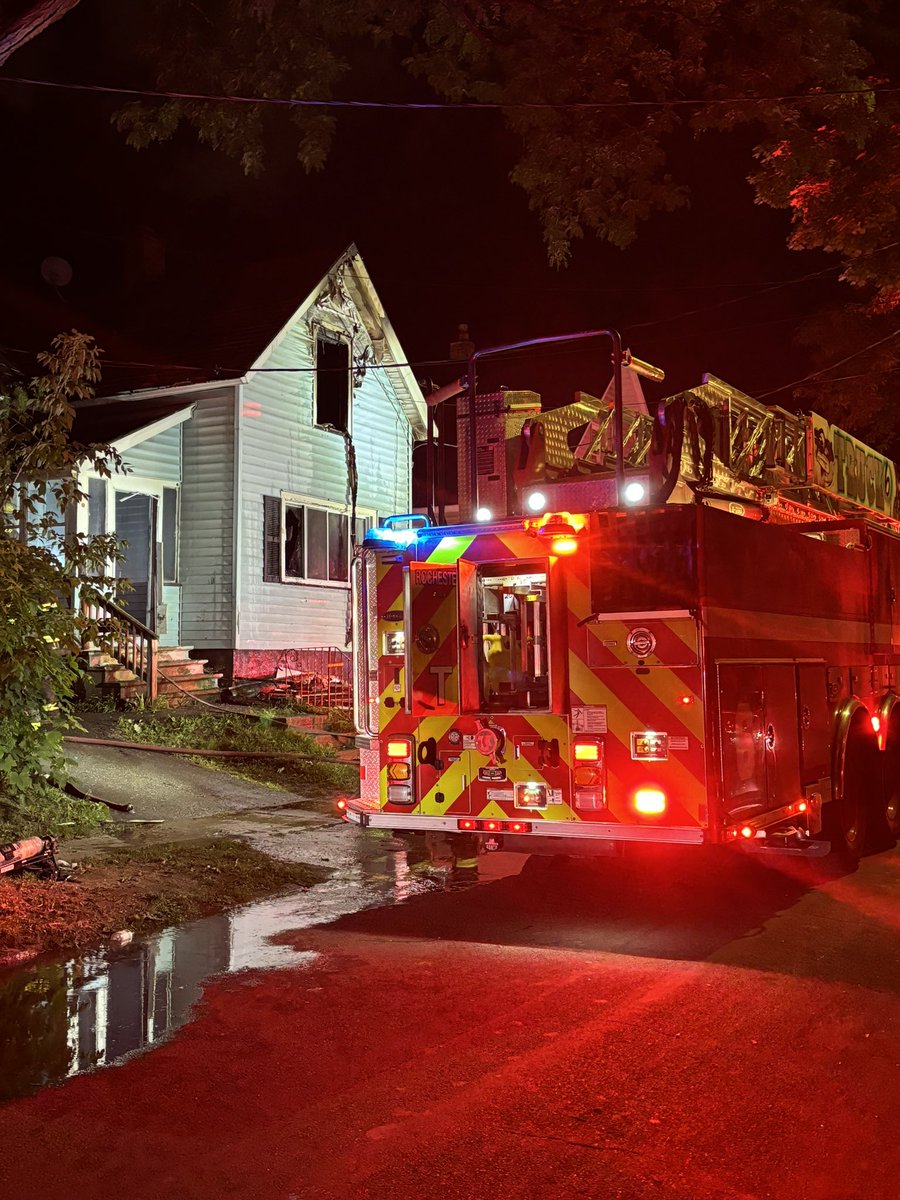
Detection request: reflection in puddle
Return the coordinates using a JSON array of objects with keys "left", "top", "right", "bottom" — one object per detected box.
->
[
  {"left": 0, "top": 904, "right": 318, "bottom": 1103},
  {"left": 0, "top": 828, "right": 485, "bottom": 1104}
]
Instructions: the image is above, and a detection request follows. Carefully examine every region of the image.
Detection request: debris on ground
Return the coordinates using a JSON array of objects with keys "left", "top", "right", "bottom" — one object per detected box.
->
[{"left": 0, "top": 835, "right": 61, "bottom": 880}]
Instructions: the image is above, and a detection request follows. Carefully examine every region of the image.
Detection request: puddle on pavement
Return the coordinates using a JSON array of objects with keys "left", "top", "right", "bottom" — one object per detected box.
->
[{"left": 0, "top": 815, "right": 482, "bottom": 1104}]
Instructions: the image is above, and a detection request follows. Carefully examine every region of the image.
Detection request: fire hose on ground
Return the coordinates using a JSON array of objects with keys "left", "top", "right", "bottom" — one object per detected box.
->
[{"left": 63, "top": 735, "right": 359, "bottom": 764}]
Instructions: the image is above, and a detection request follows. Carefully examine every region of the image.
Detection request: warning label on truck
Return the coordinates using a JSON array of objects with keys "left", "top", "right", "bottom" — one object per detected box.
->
[{"left": 571, "top": 705, "right": 608, "bottom": 734}]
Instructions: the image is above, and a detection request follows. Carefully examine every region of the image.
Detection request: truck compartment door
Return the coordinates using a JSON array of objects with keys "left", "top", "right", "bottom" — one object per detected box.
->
[{"left": 718, "top": 663, "right": 802, "bottom": 819}]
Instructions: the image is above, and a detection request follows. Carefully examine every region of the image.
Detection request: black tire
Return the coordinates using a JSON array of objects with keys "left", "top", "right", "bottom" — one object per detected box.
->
[{"left": 826, "top": 732, "right": 872, "bottom": 861}]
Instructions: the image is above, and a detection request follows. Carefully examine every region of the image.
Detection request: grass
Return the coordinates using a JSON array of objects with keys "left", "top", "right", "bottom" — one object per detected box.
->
[
  {"left": 0, "top": 783, "right": 108, "bottom": 844},
  {"left": 107, "top": 838, "right": 330, "bottom": 926},
  {"left": 114, "top": 711, "right": 358, "bottom": 796},
  {"left": 1, "top": 837, "right": 330, "bottom": 955}
]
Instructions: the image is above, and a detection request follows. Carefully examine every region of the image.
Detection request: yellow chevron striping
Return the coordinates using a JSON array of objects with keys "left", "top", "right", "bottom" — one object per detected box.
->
[{"left": 568, "top": 654, "right": 704, "bottom": 809}]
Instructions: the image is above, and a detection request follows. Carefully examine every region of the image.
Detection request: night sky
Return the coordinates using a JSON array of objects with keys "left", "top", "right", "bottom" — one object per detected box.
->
[{"left": 0, "top": 1, "right": 848, "bottom": 413}]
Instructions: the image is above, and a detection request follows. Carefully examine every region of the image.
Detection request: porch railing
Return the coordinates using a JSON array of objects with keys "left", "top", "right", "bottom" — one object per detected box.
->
[{"left": 80, "top": 594, "right": 158, "bottom": 702}]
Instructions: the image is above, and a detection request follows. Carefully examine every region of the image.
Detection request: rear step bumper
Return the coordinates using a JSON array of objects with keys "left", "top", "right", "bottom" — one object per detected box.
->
[{"left": 343, "top": 804, "right": 705, "bottom": 845}]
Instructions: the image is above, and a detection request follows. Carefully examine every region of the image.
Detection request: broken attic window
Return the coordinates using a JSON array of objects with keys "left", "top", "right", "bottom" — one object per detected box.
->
[{"left": 315, "top": 334, "right": 350, "bottom": 432}]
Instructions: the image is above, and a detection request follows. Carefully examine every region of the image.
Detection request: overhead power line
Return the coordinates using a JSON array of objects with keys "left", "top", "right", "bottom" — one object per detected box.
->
[
  {"left": 755, "top": 327, "right": 900, "bottom": 400},
  {"left": 0, "top": 73, "right": 895, "bottom": 112}
]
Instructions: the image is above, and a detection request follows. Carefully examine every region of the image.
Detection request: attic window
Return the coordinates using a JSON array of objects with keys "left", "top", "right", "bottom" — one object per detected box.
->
[{"left": 315, "top": 333, "right": 350, "bottom": 432}]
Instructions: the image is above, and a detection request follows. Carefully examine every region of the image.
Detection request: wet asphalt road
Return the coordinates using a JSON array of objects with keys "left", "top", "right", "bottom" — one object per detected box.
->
[{"left": 0, "top": 822, "right": 898, "bottom": 1200}]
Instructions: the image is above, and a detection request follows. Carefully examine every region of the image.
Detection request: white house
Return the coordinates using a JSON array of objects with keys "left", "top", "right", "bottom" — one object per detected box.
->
[{"left": 71, "top": 245, "right": 426, "bottom": 685}]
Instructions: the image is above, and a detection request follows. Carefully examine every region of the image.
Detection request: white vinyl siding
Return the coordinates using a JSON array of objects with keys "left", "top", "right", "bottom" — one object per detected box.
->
[
  {"left": 236, "top": 312, "right": 412, "bottom": 650},
  {"left": 121, "top": 424, "right": 182, "bottom": 482},
  {"left": 179, "top": 387, "right": 237, "bottom": 646}
]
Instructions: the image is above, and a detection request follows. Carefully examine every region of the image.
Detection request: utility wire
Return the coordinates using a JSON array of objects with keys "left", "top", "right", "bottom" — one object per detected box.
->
[
  {"left": 0, "top": 73, "right": 894, "bottom": 112},
  {"left": 755, "top": 327, "right": 900, "bottom": 400}
]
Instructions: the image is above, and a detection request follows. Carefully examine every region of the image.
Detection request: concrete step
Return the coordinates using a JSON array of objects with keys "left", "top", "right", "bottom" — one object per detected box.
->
[
  {"left": 157, "top": 660, "right": 210, "bottom": 680},
  {"left": 157, "top": 645, "right": 196, "bottom": 663},
  {"left": 103, "top": 666, "right": 141, "bottom": 684}
]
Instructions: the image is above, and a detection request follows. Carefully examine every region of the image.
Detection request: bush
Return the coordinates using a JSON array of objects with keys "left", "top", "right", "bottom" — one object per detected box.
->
[{"left": 0, "top": 332, "right": 122, "bottom": 825}]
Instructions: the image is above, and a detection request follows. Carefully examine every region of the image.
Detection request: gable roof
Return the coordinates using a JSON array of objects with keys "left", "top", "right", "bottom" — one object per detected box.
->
[
  {"left": 247, "top": 245, "right": 426, "bottom": 436},
  {"left": 85, "top": 244, "right": 426, "bottom": 435}
]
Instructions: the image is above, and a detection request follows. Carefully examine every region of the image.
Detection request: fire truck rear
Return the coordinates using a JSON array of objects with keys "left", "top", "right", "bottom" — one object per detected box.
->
[{"left": 346, "top": 331, "right": 900, "bottom": 863}]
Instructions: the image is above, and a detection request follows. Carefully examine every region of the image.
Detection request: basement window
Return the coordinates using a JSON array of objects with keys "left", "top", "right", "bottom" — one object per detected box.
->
[{"left": 315, "top": 333, "right": 351, "bottom": 433}]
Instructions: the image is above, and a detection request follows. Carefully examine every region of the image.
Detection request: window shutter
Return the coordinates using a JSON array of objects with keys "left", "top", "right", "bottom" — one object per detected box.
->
[{"left": 263, "top": 496, "right": 281, "bottom": 582}]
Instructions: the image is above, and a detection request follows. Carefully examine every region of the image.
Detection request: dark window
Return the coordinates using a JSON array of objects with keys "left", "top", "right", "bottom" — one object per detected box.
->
[
  {"left": 162, "top": 487, "right": 178, "bottom": 581},
  {"left": 266, "top": 498, "right": 369, "bottom": 583},
  {"left": 88, "top": 478, "right": 107, "bottom": 536},
  {"left": 306, "top": 508, "right": 328, "bottom": 579},
  {"left": 315, "top": 335, "right": 350, "bottom": 432}
]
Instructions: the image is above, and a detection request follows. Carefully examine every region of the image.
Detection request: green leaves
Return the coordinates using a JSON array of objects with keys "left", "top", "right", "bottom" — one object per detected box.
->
[
  {"left": 0, "top": 332, "right": 121, "bottom": 815},
  {"left": 117, "top": 1, "right": 898, "bottom": 300}
]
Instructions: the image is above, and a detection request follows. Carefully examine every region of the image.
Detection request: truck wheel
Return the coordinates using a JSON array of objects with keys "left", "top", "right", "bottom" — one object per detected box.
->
[{"left": 827, "top": 732, "right": 872, "bottom": 861}]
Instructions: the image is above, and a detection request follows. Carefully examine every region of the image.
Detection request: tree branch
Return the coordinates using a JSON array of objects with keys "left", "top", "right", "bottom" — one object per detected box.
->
[{"left": 0, "top": 0, "right": 81, "bottom": 66}]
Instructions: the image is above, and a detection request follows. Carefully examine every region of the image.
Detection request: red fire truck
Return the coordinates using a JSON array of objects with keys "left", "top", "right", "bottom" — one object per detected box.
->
[{"left": 345, "top": 330, "right": 900, "bottom": 862}]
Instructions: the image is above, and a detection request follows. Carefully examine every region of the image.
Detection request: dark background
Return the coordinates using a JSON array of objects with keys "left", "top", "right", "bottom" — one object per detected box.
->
[{"left": 0, "top": 1, "right": 847, "bottom": 416}]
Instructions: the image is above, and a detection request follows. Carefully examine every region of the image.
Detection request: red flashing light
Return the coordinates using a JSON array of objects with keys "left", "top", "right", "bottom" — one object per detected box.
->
[
  {"left": 871, "top": 714, "right": 881, "bottom": 733},
  {"left": 551, "top": 536, "right": 578, "bottom": 555},
  {"left": 510, "top": 821, "right": 529, "bottom": 833},
  {"left": 633, "top": 787, "right": 667, "bottom": 816},
  {"left": 336, "top": 798, "right": 347, "bottom": 812},
  {"left": 797, "top": 800, "right": 808, "bottom": 813},
  {"left": 458, "top": 819, "right": 476, "bottom": 830},
  {"left": 484, "top": 820, "right": 500, "bottom": 832},
  {"left": 740, "top": 824, "right": 754, "bottom": 839},
  {"left": 386, "top": 739, "right": 411, "bottom": 759},
  {"left": 678, "top": 694, "right": 694, "bottom": 706}
]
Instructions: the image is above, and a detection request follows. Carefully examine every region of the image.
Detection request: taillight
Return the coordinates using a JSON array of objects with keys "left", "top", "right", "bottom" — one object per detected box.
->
[
  {"left": 457, "top": 818, "right": 532, "bottom": 834},
  {"left": 384, "top": 736, "right": 415, "bottom": 805},
  {"left": 633, "top": 787, "right": 667, "bottom": 816},
  {"left": 574, "top": 739, "right": 601, "bottom": 762},
  {"left": 573, "top": 740, "right": 605, "bottom": 809},
  {"left": 574, "top": 766, "right": 600, "bottom": 787}
]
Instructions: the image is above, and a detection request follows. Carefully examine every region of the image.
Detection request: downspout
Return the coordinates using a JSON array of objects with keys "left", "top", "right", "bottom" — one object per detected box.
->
[{"left": 232, "top": 380, "right": 244, "bottom": 666}]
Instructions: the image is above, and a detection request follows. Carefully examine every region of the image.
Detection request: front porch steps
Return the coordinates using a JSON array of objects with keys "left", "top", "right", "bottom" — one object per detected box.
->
[{"left": 80, "top": 645, "right": 222, "bottom": 708}]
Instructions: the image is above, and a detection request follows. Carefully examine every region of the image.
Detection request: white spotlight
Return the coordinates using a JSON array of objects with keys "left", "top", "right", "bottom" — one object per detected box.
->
[
  {"left": 526, "top": 491, "right": 547, "bottom": 513},
  {"left": 475, "top": 506, "right": 493, "bottom": 522},
  {"left": 623, "top": 481, "right": 646, "bottom": 505}
]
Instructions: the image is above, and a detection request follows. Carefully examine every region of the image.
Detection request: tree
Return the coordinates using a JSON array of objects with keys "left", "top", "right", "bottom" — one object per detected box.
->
[
  {"left": 0, "top": 332, "right": 121, "bottom": 812},
  {"left": 0, "top": 0, "right": 81, "bottom": 66},
  {"left": 111, "top": 1, "right": 899, "bottom": 307}
]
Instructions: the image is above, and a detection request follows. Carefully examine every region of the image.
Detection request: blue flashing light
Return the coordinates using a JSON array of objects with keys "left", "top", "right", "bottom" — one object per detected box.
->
[{"left": 369, "top": 526, "right": 419, "bottom": 547}]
